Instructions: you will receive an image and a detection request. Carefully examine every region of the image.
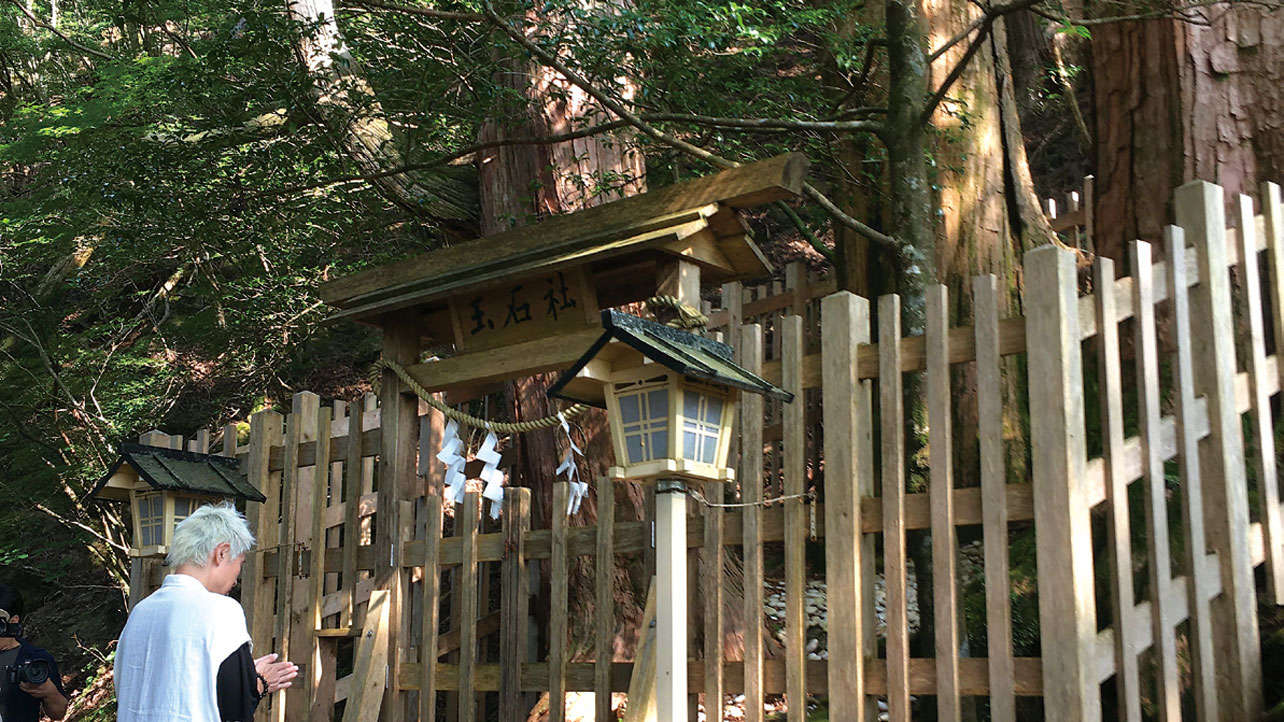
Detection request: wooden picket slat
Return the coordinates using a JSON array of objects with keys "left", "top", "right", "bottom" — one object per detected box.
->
[
  {"left": 1234, "top": 194, "right": 1284, "bottom": 602},
  {"left": 702, "top": 482, "right": 725, "bottom": 722},
  {"left": 550, "top": 483, "right": 569, "bottom": 722},
  {"left": 595, "top": 480, "right": 615, "bottom": 722},
  {"left": 1165, "top": 226, "right": 1219, "bottom": 722},
  {"left": 973, "top": 275, "right": 1014, "bottom": 722},
  {"left": 309, "top": 407, "right": 336, "bottom": 722},
  {"left": 877, "top": 294, "right": 909, "bottom": 722},
  {"left": 280, "top": 392, "right": 320, "bottom": 722},
  {"left": 782, "top": 315, "right": 806, "bottom": 722},
  {"left": 1175, "top": 181, "right": 1262, "bottom": 719},
  {"left": 820, "top": 292, "right": 868, "bottom": 721},
  {"left": 1025, "top": 246, "right": 1099, "bottom": 722},
  {"left": 1130, "top": 241, "right": 1180, "bottom": 720},
  {"left": 246, "top": 410, "right": 284, "bottom": 663},
  {"left": 343, "top": 396, "right": 366, "bottom": 629},
  {"left": 420, "top": 495, "right": 443, "bottom": 722},
  {"left": 740, "top": 323, "right": 765, "bottom": 722},
  {"left": 925, "top": 285, "right": 960, "bottom": 721},
  {"left": 457, "top": 493, "right": 480, "bottom": 722},
  {"left": 342, "top": 589, "right": 390, "bottom": 722},
  {"left": 1090, "top": 258, "right": 1141, "bottom": 722}
]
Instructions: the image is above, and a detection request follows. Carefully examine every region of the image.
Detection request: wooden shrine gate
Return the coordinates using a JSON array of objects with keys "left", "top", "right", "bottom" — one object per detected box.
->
[{"left": 126, "top": 178, "right": 1283, "bottom": 722}]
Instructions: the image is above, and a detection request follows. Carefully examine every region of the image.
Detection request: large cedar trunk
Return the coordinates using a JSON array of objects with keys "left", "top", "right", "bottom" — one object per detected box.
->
[
  {"left": 1091, "top": 9, "right": 1283, "bottom": 262},
  {"left": 475, "top": 14, "right": 652, "bottom": 703}
]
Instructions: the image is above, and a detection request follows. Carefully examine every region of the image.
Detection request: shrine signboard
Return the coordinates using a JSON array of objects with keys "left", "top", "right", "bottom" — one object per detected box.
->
[{"left": 447, "top": 269, "right": 599, "bottom": 353}]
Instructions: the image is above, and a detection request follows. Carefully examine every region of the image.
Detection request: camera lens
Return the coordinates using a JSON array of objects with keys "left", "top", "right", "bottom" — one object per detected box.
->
[{"left": 21, "top": 659, "right": 50, "bottom": 686}]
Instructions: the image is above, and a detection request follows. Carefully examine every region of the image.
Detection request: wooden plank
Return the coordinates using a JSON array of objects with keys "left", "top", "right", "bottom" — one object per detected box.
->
[
  {"left": 594, "top": 481, "right": 615, "bottom": 722},
  {"left": 781, "top": 315, "right": 807, "bottom": 722},
  {"left": 878, "top": 294, "right": 909, "bottom": 722},
  {"left": 820, "top": 292, "right": 868, "bottom": 721},
  {"left": 341, "top": 589, "right": 391, "bottom": 722},
  {"left": 973, "top": 276, "right": 1015, "bottom": 722},
  {"left": 740, "top": 323, "right": 766, "bottom": 722},
  {"left": 622, "top": 581, "right": 657, "bottom": 722},
  {"left": 550, "top": 483, "right": 570, "bottom": 722},
  {"left": 309, "top": 407, "right": 336, "bottom": 722},
  {"left": 343, "top": 396, "right": 366, "bottom": 628},
  {"left": 1175, "top": 181, "right": 1262, "bottom": 719},
  {"left": 1090, "top": 258, "right": 1141, "bottom": 722},
  {"left": 419, "top": 495, "right": 443, "bottom": 722},
  {"left": 1129, "top": 241, "right": 1180, "bottom": 720},
  {"left": 702, "top": 481, "right": 724, "bottom": 722},
  {"left": 1235, "top": 194, "right": 1284, "bottom": 602},
  {"left": 319, "top": 154, "right": 805, "bottom": 309},
  {"left": 456, "top": 494, "right": 480, "bottom": 722},
  {"left": 500, "top": 489, "right": 532, "bottom": 722},
  {"left": 403, "top": 328, "right": 603, "bottom": 395},
  {"left": 379, "top": 319, "right": 420, "bottom": 722},
  {"left": 1165, "top": 226, "right": 1219, "bottom": 722},
  {"left": 1024, "top": 246, "right": 1099, "bottom": 721},
  {"left": 925, "top": 285, "right": 960, "bottom": 721},
  {"left": 279, "top": 392, "right": 319, "bottom": 722},
  {"left": 245, "top": 410, "right": 284, "bottom": 663}
]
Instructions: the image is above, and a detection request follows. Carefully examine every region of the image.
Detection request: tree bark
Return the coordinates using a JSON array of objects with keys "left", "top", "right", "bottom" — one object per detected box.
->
[
  {"left": 1091, "top": 9, "right": 1283, "bottom": 262},
  {"left": 287, "top": 0, "right": 479, "bottom": 227}
]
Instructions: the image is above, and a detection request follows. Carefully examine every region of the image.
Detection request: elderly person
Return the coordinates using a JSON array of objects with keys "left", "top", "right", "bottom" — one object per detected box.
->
[{"left": 115, "top": 503, "right": 297, "bottom": 722}]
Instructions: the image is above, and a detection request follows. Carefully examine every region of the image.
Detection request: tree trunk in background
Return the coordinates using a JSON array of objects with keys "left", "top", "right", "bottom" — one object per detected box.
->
[
  {"left": 1092, "top": 10, "right": 1283, "bottom": 263},
  {"left": 287, "top": 0, "right": 479, "bottom": 227},
  {"left": 477, "top": 13, "right": 651, "bottom": 689}
]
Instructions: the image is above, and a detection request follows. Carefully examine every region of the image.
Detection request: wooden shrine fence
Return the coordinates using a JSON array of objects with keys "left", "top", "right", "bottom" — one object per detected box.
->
[{"left": 126, "top": 179, "right": 1283, "bottom": 722}]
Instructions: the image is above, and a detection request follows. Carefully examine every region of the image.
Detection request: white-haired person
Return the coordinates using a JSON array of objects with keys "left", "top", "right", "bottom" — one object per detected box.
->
[{"left": 115, "top": 502, "right": 298, "bottom": 722}]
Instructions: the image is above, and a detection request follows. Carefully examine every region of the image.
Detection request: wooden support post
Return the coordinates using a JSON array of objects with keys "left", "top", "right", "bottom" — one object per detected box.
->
[
  {"left": 1091, "top": 258, "right": 1140, "bottom": 722},
  {"left": 656, "top": 479, "right": 688, "bottom": 722},
  {"left": 378, "top": 318, "right": 420, "bottom": 722},
  {"left": 878, "top": 295, "right": 909, "bottom": 722},
  {"left": 740, "top": 324, "right": 765, "bottom": 722},
  {"left": 781, "top": 315, "right": 806, "bottom": 722},
  {"left": 701, "top": 479, "right": 724, "bottom": 722},
  {"left": 973, "top": 276, "right": 1014, "bottom": 722},
  {"left": 419, "top": 495, "right": 444, "bottom": 722},
  {"left": 1175, "top": 181, "right": 1262, "bottom": 721},
  {"left": 343, "top": 589, "right": 391, "bottom": 722},
  {"left": 343, "top": 396, "right": 366, "bottom": 629},
  {"left": 457, "top": 493, "right": 480, "bottom": 722},
  {"left": 550, "top": 483, "right": 569, "bottom": 722},
  {"left": 1024, "top": 245, "right": 1099, "bottom": 722},
  {"left": 820, "top": 292, "right": 869, "bottom": 721},
  {"left": 926, "top": 285, "right": 960, "bottom": 722},
  {"left": 310, "top": 407, "right": 337, "bottom": 722},
  {"left": 594, "top": 481, "right": 615, "bottom": 722},
  {"left": 624, "top": 580, "right": 658, "bottom": 722},
  {"left": 281, "top": 392, "right": 320, "bottom": 722},
  {"left": 501, "top": 489, "right": 532, "bottom": 722}
]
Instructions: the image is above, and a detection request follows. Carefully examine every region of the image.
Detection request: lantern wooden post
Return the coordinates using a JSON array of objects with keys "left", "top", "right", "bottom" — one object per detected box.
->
[{"left": 655, "top": 478, "right": 688, "bottom": 722}]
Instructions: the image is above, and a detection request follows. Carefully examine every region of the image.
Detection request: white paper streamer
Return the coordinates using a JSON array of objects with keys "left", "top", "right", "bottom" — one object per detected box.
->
[
  {"left": 477, "top": 431, "right": 507, "bottom": 519},
  {"left": 557, "top": 412, "right": 587, "bottom": 515},
  {"left": 437, "top": 420, "right": 467, "bottom": 504}
]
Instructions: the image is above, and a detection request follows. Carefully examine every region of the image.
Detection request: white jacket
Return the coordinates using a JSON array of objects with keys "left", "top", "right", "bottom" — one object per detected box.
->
[{"left": 115, "top": 574, "right": 252, "bottom": 722}]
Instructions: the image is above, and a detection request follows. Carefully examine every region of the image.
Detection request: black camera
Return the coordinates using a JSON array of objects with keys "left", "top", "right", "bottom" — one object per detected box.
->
[{"left": 5, "top": 659, "right": 50, "bottom": 686}]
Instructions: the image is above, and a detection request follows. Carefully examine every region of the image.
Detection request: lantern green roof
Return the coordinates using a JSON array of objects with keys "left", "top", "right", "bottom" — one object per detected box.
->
[
  {"left": 548, "top": 309, "right": 794, "bottom": 407},
  {"left": 91, "top": 443, "right": 267, "bottom": 503}
]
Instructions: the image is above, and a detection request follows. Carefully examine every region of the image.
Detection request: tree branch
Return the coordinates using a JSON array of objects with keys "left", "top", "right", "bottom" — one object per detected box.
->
[
  {"left": 347, "top": 0, "right": 486, "bottom": 22},
  {"left": 5, "top": 0, "right": 114, "bottom": 60},
  {"left": 919, "top": 21, "right": 992, "bottom": 127},
  {"left": 481, "top": 2, "right": 899, "bottom": 248}
]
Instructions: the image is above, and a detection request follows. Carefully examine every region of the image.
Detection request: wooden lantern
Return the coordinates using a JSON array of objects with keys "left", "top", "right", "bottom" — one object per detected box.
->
[
  {"left": 548, "top": 309, "right": 792, "bottom": 483},
  {"left": 91, "top": 443, "right": 267, "bottom": 558}
]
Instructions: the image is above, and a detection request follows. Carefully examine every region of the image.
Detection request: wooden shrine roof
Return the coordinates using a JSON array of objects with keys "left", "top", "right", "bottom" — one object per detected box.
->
[{"left": 318, "top": 154, "right": 808, "bottom": 324}]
